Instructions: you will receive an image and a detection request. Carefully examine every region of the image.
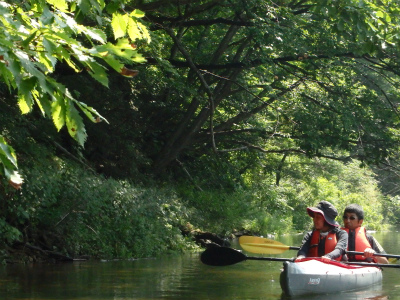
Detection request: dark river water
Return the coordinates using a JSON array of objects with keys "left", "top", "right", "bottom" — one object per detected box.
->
[{"left": 1, "top": 231, "right": 400, "bottom": 299}]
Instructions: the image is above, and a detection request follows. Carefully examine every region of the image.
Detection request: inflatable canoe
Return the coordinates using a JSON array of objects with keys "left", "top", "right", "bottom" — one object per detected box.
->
[{"left": 280, "top": 258, "right": 382, "bottom": 297}]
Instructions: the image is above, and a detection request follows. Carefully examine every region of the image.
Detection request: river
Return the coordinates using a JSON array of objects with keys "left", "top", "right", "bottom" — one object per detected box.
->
[{"left": 1, "top": 231, "right": 400, "bottom": 299}]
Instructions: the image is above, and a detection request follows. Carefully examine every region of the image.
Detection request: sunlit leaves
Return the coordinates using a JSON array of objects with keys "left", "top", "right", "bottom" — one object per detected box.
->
[
  {"left": 111, "top": 9, "right": 151, "bottom": 42},
  {"left": 95, "top": 39, "right": 147, "bottom": 63},
  {"left": 51, "top": 91, "right": 66, "bottom": 132},
  {"left": 111, "top": 13, "right": 126, "bottom": 39},
  {"left": 0, "top": 0, "right": 151, "bottom": 186},
  {"left": 83, "top": 27, "right": 106, "bottom": 44},
  {"left": 313, "top": 0, "right": 400, "bottom": 53},
  {"left": 75, "top": 101, "right": 108, "bottom": 124},
  {"left": 65, "top": 101, "right": 86, "bottom": 145},
  {"left": 46, "top": 0, "right": 68, "bottom": 12},
  {"left": 0, "top": 137, "right": 23, "bottom": 189}
]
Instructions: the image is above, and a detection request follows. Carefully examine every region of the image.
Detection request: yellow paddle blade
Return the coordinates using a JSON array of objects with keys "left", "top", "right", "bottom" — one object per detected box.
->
[
  {"left": 239, "top": 236, "right": 291, "bottom": 254},
  {"left": 389, "top": 257, "right": 398, "bottom": 264}
]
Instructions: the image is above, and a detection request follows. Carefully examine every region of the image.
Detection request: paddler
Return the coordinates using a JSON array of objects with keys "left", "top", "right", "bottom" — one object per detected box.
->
[
  {"left": 295, "top": 201, "right": 348, "bottom": 262},
  {"left": 341, "top": 203, "right": 388, "bottom": 264}
]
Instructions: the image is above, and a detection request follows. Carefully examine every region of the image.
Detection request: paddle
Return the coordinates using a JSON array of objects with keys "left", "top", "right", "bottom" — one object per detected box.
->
[
  {"left": 344, "top": 251, "right": 400, "bottom": 259},
  {"left": 339, "top": 261, "right": 400, "bottom": 268},
  {"left": 239, "top": 235, "right": 400, "bottom": 260},
  {"left": 200, "top": 246, "right": 293, "bottom": 266},
  {"left": 239, "top": 235, "right": 299, "bottom": 254},
  {"left": 200, "top": 246, "right": 400, "bottom": 268}
]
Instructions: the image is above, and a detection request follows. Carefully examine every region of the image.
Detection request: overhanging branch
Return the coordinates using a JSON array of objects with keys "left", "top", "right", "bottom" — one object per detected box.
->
[{"left": 164, "top": 26, "right": 218, "bottom": 153}]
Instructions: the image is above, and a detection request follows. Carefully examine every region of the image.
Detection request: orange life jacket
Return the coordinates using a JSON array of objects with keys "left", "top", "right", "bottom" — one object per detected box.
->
[
  {"left": 307, "top": 230, "right": 342, "bottom": 260},
  {"left": 342, "top": 226, "right": 375, "bottom": 262}
]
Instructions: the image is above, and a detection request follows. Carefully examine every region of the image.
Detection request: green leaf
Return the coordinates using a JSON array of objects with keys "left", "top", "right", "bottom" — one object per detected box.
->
[
  {"left": 131, "top": 52, "right": 146, "bottom": 63},
  {"left": 40, "top": 7, "right": 54, "bottom": 25},
  {"left": 127, "top": 18, "right": 141, "bottom": 41},
  {"left": 65, "top": 100, "right": 87, "bottom": 146},
  {"left": 105, "top": 1, "right": 119, "bottom": 14},
  {"left": 83, "top": 27, "right": 106, "bottom": 44},
  {"left": 75, "top": 100, "right": 109, "bottom": 124},
  {"left": 127, "top": 18, "right": 152, "bottom": 42},
  {"left": 130, "top": 9, "right": 145, "bottom": 18},
  {"left": 22, "top": 29, "right": 38, "bottom": 48},
  {"left": 96, "top": 39, "right": 140, "bottom": 60},
  {"left": 111, "top": 13, "right": 127, "bottom": 39},
  {"left": 33, "top": 90, "right": 52, "bottom": 116},
  {"left": 64, "top": 57, "right": 81, "bottom": 72},
  {"left": 15, "top": 49, "right": 46, "bottom": 80},
  {"left": 89, "top": 0, "right": 104, "bottom": 14},
  {"left": 38, "top": 51, "right": 57, "bottom": 72},
  {"left": 76, "top": 0, "right": 91, "bottom": 14},
  {"left": 86, "top": 60, "right": 108, "bottom": 87},
  {"left": 0, "top": 137, "right": 17, "bottom": 168},
  {"left": 42, "top": 37, "right": 58, "bottom": 55},
  {"left": 102, "top": 55, "right": 124, "bottom": 72},
  {"left": 376, "top": 11, "right": 384, "bottom": 18},
  {"left": 18, "top": 93, "right": 32, "bottom": 114},
  {"left": 17, "top": 77, "right": 37, "bottom": 113},
  {"left": 51, "top": 94, "right": 66, "bottom": 131},
  {"left": 0, "top": 138, "right": 22, "bottom": 188},
  {"left": 46, "top": 0, "right": 68, "bottom": 11},
  {"left": 0, "top": 64, "right": 15, "bottom": 90},
  {"left": 7, "top": 56, "right": 22, "bottom": 81},
  {"left": 366, "top": 20, "right": 378, "bottom": 32},
  {"left": 20, "top": 77, "right": 38, "bottom": 93},
  {"left": 59, "top": 11, "right": 81, "bottom": 33}
]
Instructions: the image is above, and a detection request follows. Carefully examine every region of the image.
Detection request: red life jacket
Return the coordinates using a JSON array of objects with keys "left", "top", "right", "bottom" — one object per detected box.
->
[
  {"left": 342, "top": 226, "right": 376, "bottom": 262},
  {"left": 307, "top": 230, "right": 342, "bottom": 260}
]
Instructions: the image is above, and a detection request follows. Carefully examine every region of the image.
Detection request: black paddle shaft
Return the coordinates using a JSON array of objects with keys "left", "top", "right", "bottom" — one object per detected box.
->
[
  {"left": 200, "top": 247, "right": 400, "bottom": 268},
  {"left": 200, "top": 247, "right": 293, "bottom": 266},
  {"left": 346, "top": 251, "right": 400, "bottom": 259}
]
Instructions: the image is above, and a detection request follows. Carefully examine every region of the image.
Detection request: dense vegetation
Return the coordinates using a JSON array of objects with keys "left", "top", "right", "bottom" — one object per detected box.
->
[{"left": 1, "top": 0, "right": 400, "bottom": 262}]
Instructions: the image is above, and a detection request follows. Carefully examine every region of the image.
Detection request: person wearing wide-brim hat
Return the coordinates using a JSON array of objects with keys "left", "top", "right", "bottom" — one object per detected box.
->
[{"left": 295, "top": 201, "right": 348, "bottom": 262}]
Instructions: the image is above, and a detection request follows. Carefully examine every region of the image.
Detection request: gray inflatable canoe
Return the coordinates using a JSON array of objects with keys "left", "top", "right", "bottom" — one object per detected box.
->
[{"left": 280, "top": 258, "right": 382, "bottom": 297}]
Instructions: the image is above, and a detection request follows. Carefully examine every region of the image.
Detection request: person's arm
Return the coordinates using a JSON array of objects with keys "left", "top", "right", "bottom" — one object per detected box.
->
[
  {"left": 323, "top": 229, "right": 348, "bottom": 260},
  {"left": 366, "top": 235, "right": 388, "bottom": 264},
  {"left": 296, "top": 231, "right": 312, "bottom": 261}
]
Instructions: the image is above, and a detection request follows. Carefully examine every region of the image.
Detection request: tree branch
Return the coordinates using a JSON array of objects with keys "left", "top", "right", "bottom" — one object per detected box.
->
[
  {"left": 164, "top": 27, "right": 217, "bottom": 152},
  {"left": 166, "top": 52, "right": 362, "bottom": 70}
]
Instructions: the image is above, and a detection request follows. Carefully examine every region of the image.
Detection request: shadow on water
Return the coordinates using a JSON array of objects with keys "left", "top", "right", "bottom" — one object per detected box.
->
[{"left": 0, "top": 231, "right": 399, "bottom": 299}]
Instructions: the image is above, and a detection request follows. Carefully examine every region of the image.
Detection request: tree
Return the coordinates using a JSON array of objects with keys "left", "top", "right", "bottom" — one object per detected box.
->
[
  {"left": 0, "top": 0, "right": 150, "bottom": 187},
  {"left": 118, "top": 0, "right": 400, "bottom": 185}
]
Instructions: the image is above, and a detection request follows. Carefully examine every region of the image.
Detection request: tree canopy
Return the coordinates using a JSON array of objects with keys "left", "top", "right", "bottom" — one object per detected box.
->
[
  {"left": 2, "top": 0, "right": 400, "bottom": 192},
  {"left": 123, "top": 0, "right": 400, "bottom": 186}
]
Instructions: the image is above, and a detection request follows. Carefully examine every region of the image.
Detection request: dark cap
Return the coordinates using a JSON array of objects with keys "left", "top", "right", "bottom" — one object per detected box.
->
[{"left": 307, "top": 201, "right": 339, "bottom": 227}]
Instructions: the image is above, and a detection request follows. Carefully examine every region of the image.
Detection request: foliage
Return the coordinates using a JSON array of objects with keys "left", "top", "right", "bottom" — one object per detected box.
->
[
  {"left": 1, "top": 150, "right": 197, "bottom": 260},
  {"left": 2, "top": 0, "right": 400, "bottom": 260},
  {"left": 118, "top": 0, "right": 400, "bottom": 178},
  {"left": 0, "top": 0, "right": 150, "bottom": 186},
  {"left": 3, "top": 0, "right": 400, "bottom": 191},
  {"left": 177, "top": 156, "right": 386, "bottom": 237},
  {"left": 278, "top": 158, "right": 386, "bottom": 231},
  {"left": 177, "top": 188, "right": 255, "bottom": 236},
  {"left": 0, "top": 111, "right": 391, "bottom": 260},
  {"left": 382, "top": 195, "right": 400, "bottom": 226}
]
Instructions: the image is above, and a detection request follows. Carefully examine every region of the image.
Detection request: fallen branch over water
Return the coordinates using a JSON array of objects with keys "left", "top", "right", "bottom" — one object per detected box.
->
[{"left": 8, "top": 242, "right": 89, "bottom": 263}]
